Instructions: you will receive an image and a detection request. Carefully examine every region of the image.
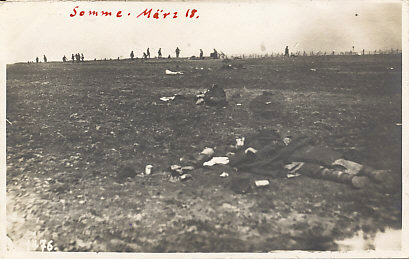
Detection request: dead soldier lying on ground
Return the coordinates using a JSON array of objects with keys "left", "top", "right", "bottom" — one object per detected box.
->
[{"left": 170, "top": 128, "right": 395, "bottom": 192}]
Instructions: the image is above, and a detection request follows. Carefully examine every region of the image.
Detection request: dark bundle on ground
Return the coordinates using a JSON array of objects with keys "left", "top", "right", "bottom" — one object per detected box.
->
[{"left": 204, "top": 84, "right": 227, "bottom": 106}]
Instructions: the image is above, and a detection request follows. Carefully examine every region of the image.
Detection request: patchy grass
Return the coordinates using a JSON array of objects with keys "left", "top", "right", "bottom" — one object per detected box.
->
[{"left": 6, "top": 55, "right": 401, "bottom": 252}]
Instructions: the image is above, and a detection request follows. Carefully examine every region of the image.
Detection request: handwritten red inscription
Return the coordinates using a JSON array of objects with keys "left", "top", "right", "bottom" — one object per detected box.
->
[{"left": 69, "top": 6, "right": 199, "bottom": 19}]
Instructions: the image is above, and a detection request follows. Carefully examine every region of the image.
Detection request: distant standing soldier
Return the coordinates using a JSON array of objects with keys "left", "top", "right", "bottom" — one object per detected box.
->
[
  {"left": 175, "top": 47, "right": 180, "bottom": 58},
  {"left": 200, "top": 49, "right": 203, "bottom": 59},
  {"left": 63, "top": 55, "right": 67, "bottom": 62},
  {"left": 43, "top": 55, "right": 47, "bottom": 63},
  {"left": 71, "top": 54, "right": 75, "bottom": 62},
  {"left": 158, "top": 48, "right": 162, "bottom": 58},
  {"left": 130, "top": 51, "right": 134, "bottom": 60},
  {"left": 81, "top": 53, "right": 84, "bottom": 62},
  {"left": 146, "top": 48, "right": 150, "bottom": 58},
  {"left": 284, "top": 46, "right": 289, "bottom": 57},
  {"left": 36, "top": 57, "right": 39, "bottom": 63},
  {"left": 211, "top": 49, "right": 218, "bottom": 59}
]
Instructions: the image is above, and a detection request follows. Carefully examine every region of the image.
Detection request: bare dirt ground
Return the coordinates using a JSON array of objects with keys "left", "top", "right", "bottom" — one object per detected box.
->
[{"left": 6, "top": 55, "right": 402, "bottom": 252}]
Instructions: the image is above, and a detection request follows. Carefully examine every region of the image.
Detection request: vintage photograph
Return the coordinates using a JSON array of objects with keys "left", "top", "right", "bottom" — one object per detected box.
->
[{"left": 3, "top": 0, "right": 405, "bottom": 254}]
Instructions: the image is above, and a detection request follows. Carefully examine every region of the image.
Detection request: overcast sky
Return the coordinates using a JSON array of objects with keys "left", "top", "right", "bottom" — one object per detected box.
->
[{"left": 1, "top": 0, "right": 402, "bottom": 63}]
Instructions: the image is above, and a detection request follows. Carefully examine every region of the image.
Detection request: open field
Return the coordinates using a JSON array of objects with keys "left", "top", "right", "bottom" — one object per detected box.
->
[{"left": 6, "top": 55, "right": 402, "bottom": 252}]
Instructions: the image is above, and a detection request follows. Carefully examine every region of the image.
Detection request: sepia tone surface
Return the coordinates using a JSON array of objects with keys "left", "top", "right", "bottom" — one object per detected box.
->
[{"left": 3, "top": 0, "right": 404, "bottom": 254}]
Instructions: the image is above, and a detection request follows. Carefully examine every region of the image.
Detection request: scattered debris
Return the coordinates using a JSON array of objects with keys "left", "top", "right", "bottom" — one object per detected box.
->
[
  {"left": 236, "top": 103, "right": 242, "bottom": 106},
  {"left": 220, "top": 172, "right": 229, "bottom": 178},
  {"left": 165, "top": 69, "right": 183, "bottom": 75},
  {"left": 310, "top": 68, "right": 317, "bottom": 71},
  {"left": 159, "top": 94, "right": 184, "bottom": 102},
  {"left": 265, "top": 101, "right": 272, "bottom": 105},
  {"left": 245, "top": 147, "right": 257, "bottom": 154},
  {"left": 195, "top": 91, "right": 206, "bottom": 105},
  {"left": 180, "top": 174, "right": 192, "bottom": 181},
  {"left": 195, "top": 98, "right": 204, "bottom": 105},
  {"left": 286, "top": 173, "right": 301, "bottom": 178},
  {"left": 203, "top": 157, "right": 229, "bottom": 166},
  {"left": 235, "top": 137, "right": 245, "bottom": 149},
  {"left": 6, "top": 118, "right": 12, "bottom": 125},
  {"left": 170, "top": 165, "right": 195, "bottom": 178},
  {"left": 69, "top": 113, "right": 78, "bottom": 119},
  {"left": 168, "top": 129, "right": 394, "bottom": 191},
  {"left": 201, "top": 147, "right": 215, "bottom": 156},
  {"left": 160, "top": 96, "right": 175, "bottom": 102},
  {"left": 284, "top": 162, "right": 305, "bottom": 173},
  {"left": 283, "top": 136, "right": 292, "bottom": 146},
  {"left": 171, "top": 165, "right": 181, "bottom": 171},
  {"left": 255, "top": 180, "right": 270, "bottom": 187},
  {"left": 145, "top": 165, "right": 153, "bottom": 175}
]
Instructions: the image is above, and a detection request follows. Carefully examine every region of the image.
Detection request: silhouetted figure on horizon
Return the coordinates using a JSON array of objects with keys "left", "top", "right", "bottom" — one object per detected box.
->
[
  {"left": 36, "top": 57, "right": 39, "bottom": 63},
  {"left": 143, "top": 52, "right": 147, "bottom": 59},
  {"left": 200, "top": 49, "right": 203, "bottom": 59},
  {"left": 284, "top": 46, "right": 289, "bottom": 57},
  {"left": 130, "top": 51, "right": 134, "bottom": 60},
  {"left": 147, "top": 48, "right": 150, "bottom": 58},
  {"left": 81, "top": 53, "right": 84, "bottom": 62},
  {"left": 175, "top": 47, "right": 180, "bottom": 58},
  {"left": 168, "top": 54, "right": 171, "bottom": 59},
  {"left": 211, "top": 49, "right": 218, "bottom": 59},
  {"left": 43, "top": 55, "right": 47, "bottom": 63},
  {"left": 71, "top": 54, "right": 75, "bottom": 62},
  {"left": 158, "top": 48, "right": 162, "bottom": 58},
  {"left": 63, "top": 55, "right": 67, "bottom": 62}
]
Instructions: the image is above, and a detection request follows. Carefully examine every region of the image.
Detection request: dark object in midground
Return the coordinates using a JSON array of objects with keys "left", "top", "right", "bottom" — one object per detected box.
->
[
  {"left": 203, "top": 84, "right": 227, "bottom": 106},
  {"left": 230, "top": 177, "right": 252, "bottom": 194}
]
